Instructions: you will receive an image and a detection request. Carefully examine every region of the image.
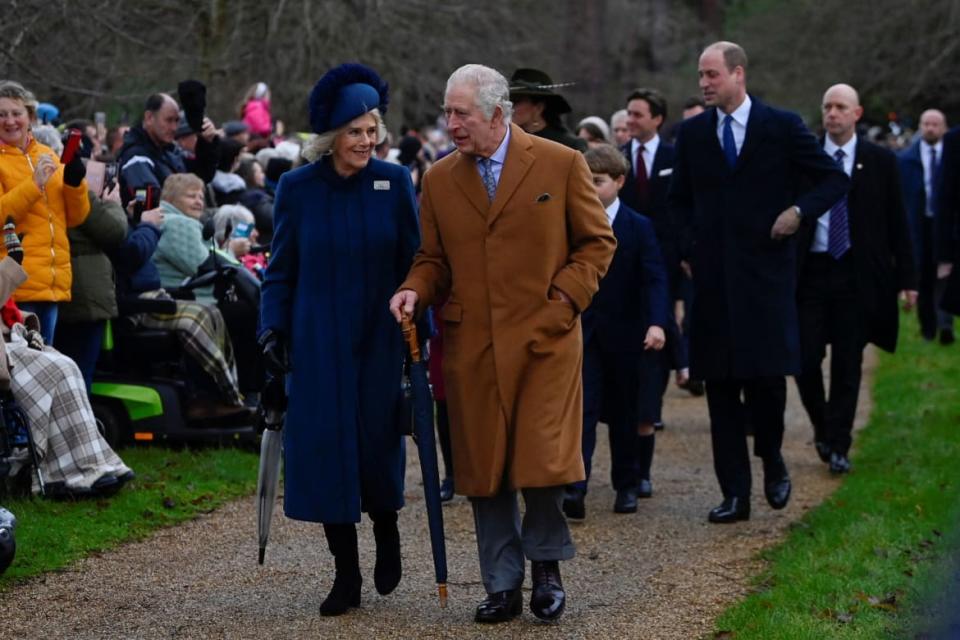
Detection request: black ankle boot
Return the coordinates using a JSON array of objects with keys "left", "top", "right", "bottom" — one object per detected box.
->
[
  {"left": 320, "top": 523, "right": 362, "bottom": 616},
  {"left": 370, "top": 510, "right": 402, "bottom": 595}
]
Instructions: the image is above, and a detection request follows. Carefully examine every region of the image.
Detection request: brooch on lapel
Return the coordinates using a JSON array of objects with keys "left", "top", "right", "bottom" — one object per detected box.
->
[
  {"left": 374, "top": 180, "right": 391, "bottom": 190},
  {"left": 856, "top": 163, "right": 863, "bottom": 170},
  {"left": 536, "top": 193, "right": 551, "bottom": 203},
  {"left": 658, "top": 168, "right": 673, "bottom": 177}
]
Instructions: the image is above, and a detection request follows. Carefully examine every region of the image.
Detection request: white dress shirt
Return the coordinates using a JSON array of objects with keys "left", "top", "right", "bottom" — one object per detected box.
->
[
  {"left": 605, "top": 197, "right": 620, "bottom": 227},
  {"left": 714, "top": 94, "right": 752, "bottom": 155},
  {"left": 921, "top": 139, "right": 943, "bottom": 217},
  {"left": 811, "top": 134, "right": 856, "bottom": 252},
  {"left": 630, "top": 134, "right": 660, "bottom": 179}
]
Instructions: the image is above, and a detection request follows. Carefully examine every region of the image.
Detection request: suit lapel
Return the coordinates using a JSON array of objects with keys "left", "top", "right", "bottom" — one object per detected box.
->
[
  {"left": 735, "top": 98, "right": 764, "bottom": 171},
  {"left": 450, "top": 151, "right": 489, "bottom": 219},
  {"left": 488, "top": 124, "right": 535, "bottom": 227}
]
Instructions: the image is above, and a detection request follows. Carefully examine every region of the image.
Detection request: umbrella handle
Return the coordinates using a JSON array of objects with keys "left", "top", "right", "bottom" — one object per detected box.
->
[
  {"left": 400, "top": 314, "right": 422, "bottom": 363},
  {"left": 438, "top": 583, "right": 448, "bottom": 608}
]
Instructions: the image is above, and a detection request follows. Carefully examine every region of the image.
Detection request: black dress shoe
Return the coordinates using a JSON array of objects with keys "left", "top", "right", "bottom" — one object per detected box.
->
[
  {"left": 829, "top": 452, "right": 852, "bottom": 474},
  {"left": 613, "top": 488, "right": 638, "bottom": 513},
  {"left": 637, "top": 478, "right": 653, "bottom": 498},
  {"left": 685, "top": 379, "right": 705, "bottom": 396},
  {"left": 475, "top": 589, "right": 522, "bottom": 624},
  {"left": 562, "top": 487, "right": 585, "bottom": 520},
  {"left": 763, "top": 455, "right": 791, "bottom": 510},
  {"left": 530, "top": 560, "right": 566, "bottom": 621},
  {"left": 814, "top": 441, "right": 832, "bottom": 464},
  {"left": 708, "top": 497, "right": 750, "bottom": 523},
  {"left": 653, "top": 421, "right": 665, "bottom": 431},
  {"left": 941, "top": 328, "right": 955, "bottom": 345},
  {"left": 439, "top": 477, "right": 455, "bottom": 502}
]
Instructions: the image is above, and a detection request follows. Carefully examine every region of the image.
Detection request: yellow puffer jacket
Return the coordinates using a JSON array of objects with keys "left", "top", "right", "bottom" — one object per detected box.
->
[{"left": 0, "top": 138, "right": 90, "bottom": 302}]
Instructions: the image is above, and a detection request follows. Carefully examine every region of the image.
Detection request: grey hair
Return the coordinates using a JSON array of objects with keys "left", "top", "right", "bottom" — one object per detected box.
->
[
  {"left": 302, "top": 108, "right": 387, "bottom": 162},
  {"left": 32, "top": 124, "right": 63, "bottom": 154},
  {"left": 445, "top": 64, "right": 512, "bottom": 123},
  {"left": 213, "top": 204, "right": 255, "bottom": 245},
  {"left": 610, "top": 109, "right": 628, "bottom": 127}
]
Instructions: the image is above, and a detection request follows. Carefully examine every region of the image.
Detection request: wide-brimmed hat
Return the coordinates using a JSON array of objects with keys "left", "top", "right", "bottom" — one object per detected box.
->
[
  {"left": 309, "top": 63, "right": 389, "bottom": 135},
  {"left": 509, "top": 68, "right": 574, "bottom": 115}
]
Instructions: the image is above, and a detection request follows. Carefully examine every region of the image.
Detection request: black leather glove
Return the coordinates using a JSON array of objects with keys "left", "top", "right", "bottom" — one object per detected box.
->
[
  {"left": 63, "top": 154, "right": 86, "bottom": 188},
  {"left": 258, "top": 329, "right": 290, "bottom": 376},
  {"left": 178, "top": 80, "right": 207, "bottom": 133},
  {"left": 257, "top": 372, "right": 287, "bottom": 432}
]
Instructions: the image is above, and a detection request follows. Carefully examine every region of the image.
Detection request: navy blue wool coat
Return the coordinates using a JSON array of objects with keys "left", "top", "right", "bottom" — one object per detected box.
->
[{"left": 260, "top": 157, "right": 420, "bottom": 523}]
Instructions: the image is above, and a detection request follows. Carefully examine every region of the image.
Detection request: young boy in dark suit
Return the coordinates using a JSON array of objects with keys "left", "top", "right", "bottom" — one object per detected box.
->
[{"left": 564, "top": 145, "right": 670, "bottom": 519}]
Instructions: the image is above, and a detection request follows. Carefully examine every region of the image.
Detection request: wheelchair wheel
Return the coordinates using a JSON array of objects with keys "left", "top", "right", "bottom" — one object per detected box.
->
[{"left": 91, "top": 401, "right": 128, "bottom": 449}]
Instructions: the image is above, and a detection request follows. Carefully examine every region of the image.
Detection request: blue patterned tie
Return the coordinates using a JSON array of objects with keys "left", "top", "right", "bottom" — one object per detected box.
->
[
  {"left": 827, "top": 149, "right": 851, "bottom": 259},
  {"left": 479, "top": 158, "right": 496, "bottom": 203},
  {"left": 722, "top": 114, "right": 738, "bottom": 168}
]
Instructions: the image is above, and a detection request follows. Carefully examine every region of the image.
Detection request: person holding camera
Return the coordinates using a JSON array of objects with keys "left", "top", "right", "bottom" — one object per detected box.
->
[
  {"left": 116, "top": 86, "right": 219, "bottom": 208},
  {"left": 0, "top": 80, "right": 90, "bottom": 345}
]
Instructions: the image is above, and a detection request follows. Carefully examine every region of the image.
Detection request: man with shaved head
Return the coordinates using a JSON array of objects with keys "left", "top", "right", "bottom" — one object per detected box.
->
[
  {"left": 794, "top": 84, "right": 917, "bottom": 475},
  {"left": 898, "top": 109, "right": 954, "bottom": 344},
  {"left": 669, "top": 42, "right": 848, "bottom": 523}
]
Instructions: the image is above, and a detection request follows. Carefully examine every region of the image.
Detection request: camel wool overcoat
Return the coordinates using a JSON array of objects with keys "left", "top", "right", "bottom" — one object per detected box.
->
[{"left": 401, "top": 124, "right": 616, "bottom": 497}]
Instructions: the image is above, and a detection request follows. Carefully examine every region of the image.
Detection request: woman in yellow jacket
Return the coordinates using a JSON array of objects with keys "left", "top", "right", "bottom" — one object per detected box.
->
[{"left": 0, "top": 81, "right": 90, "bottom": 343}]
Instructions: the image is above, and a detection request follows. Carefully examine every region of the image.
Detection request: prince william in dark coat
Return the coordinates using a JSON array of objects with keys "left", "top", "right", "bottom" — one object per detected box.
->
[{"left": 668, "top": 42, "right": 849, "bottom": 523}]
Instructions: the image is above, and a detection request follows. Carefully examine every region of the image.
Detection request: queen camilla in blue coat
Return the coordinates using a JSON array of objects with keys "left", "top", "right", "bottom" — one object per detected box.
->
[{"left": 258, "top": 64, "right": 420, "bottom": 617}]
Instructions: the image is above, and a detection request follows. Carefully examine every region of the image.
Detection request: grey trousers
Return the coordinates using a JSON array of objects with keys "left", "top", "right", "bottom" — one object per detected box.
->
[{"left": 470, "top": 485, "right": 575, "bottom": 594}]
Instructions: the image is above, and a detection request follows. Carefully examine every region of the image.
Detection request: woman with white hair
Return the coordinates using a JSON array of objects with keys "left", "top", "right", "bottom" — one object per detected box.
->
[{"left": 259, "top": 63, "right": 420, "bottom": 617}]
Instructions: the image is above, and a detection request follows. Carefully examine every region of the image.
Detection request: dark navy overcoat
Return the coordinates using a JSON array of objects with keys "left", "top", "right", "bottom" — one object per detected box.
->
[
  {"left": 260, "top": 156, "right": 419, "bottom": 523},
  {"left": 668, "top": 97, "right": 849, "bottom": 380}
]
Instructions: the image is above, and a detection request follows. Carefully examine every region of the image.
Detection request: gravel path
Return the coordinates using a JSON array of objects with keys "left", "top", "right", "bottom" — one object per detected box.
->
[{"left": 1, "top": 353, "right": 873, "bottom": 639}]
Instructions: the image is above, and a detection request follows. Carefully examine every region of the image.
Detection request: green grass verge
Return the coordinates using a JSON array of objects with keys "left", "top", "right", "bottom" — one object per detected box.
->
[
  {"left": 0, "top": 446, "right": 258, "bottom": 586},
  {"left": 712, "top": 312, "right": 960, "bottom": 639}
]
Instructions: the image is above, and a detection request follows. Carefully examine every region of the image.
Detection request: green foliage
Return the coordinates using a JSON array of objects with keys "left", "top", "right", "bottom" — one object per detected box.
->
[
  {"left": 713, "top": 312, "right": 960, "bottom": 638},
  {"left": 0, "top": 447, "right": 257, "bottom": 585}
]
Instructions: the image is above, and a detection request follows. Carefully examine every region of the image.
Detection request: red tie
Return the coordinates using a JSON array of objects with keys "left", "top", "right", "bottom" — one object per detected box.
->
[{"left": 635, "top": 144, "right": 649, "bottom": 212}]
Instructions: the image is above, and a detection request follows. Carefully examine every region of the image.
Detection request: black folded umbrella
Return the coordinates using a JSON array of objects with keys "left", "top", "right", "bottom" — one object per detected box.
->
[{"left": 401, "top": 316, "right": 448, "bottom": 607}]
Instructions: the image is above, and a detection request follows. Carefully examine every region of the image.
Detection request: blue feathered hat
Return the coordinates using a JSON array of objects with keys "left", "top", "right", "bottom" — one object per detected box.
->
[{"left": 308, "top": 63, "right": 389, "bottom": 134}]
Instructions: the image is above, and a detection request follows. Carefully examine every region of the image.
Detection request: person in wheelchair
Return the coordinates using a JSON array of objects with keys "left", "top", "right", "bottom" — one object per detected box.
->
[
  {"left": 107, "top": 199, "right": 245, "bottom": 416},
  {"left": 0, "top": 246, "right": 132, "bottom": 498}
]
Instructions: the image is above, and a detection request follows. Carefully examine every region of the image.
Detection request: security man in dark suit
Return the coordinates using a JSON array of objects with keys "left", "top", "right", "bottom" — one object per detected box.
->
[
  {"left": 669, "top": 41, "right": 849, "bottom": 523},
  {"left": 796, "top": 84, "right": 917, "bottom": 474},
  {"left": 564, "top": 144, "right": 669, "bottom": 520}
]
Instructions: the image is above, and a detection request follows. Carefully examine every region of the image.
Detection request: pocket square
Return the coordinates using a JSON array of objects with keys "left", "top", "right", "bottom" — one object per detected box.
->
[
  {"left": 658, "top": 168, "right": 673, "bottom": 177},
  {"left": 536, "top": 193, "right": 552, "bottom": 203}
]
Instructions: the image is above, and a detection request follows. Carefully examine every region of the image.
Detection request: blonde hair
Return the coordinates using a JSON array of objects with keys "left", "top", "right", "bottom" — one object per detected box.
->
[
  {"left": 301, "top": 108, "right": 387, "bottom": 162},
  {"left": 160, "top": 172, "right": 205, "bottom": 204},
  {"left": 0, "top": 80, "right": 38, "bottom": 120}
]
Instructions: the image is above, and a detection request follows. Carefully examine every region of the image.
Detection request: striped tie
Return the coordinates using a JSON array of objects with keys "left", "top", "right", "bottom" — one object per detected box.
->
[
  {"left": 827, "top": 149, "right": 851, "bottom": 260},
  {"left": 479, "top": 158, "right": 496, "bottom": 203}
]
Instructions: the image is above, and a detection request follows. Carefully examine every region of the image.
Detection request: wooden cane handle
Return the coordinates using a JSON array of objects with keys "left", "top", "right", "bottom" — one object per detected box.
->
[{"left": 400, "top": 314, "right": 421, "bottom": 362}]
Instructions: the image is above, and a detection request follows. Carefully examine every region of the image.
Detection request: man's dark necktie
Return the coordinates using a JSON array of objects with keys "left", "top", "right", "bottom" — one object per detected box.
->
[
  {"left": 827, "top": 148, "right": 851, "bottom": 259},
  {"left": 634, "top": 144, "right": 648, "bottom": 211},
  {"left": 928, "top": 144, "right": 939, "bottom": 215},
  {"left": 722, "top": 114, "right": 738, "bottom": 168}
]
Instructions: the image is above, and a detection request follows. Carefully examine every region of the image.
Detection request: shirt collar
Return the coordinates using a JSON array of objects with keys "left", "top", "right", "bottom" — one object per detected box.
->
[
  {"left": 477, "top": 126, "right": 510, "bottom": 166},
  {"left": 923, "top": 139, "right": 944, "bottom": 155},
  {"left": 605, "top": 197, "right": 620, "bottom": 225},
  {"left": 824, "top": 133, "right": 857, "bottom": 159},
  {"left": 718, "top": 94, "right": 752, "bottom": 128},
  {"left": 631, "top": 133, "right": 660, "bottom": 158}
]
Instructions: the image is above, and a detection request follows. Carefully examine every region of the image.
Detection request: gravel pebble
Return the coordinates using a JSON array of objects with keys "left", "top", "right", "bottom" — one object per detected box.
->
[{"left": 0, "top": 352, "right": 874, "bottom": 639}]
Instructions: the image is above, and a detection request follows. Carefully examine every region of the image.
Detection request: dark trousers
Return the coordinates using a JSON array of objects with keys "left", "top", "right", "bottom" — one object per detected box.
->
[
  {"left": 436, "top": 399, "right": 453, "bottom": 479},
  {"left": 573, "top": 340, "right": 640, "bottom": 493},
  {"left": 795, "top": 252, "right": 864, "bottom": 455},
  {"left": 705, "top": 376, "right": 786, "bottom": 499},
  {"left": 918, "top": 216, "right": 954, "bottom": 338},
  {"left": 54, "top": 319, "right": 106, "bottom": 392}
]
